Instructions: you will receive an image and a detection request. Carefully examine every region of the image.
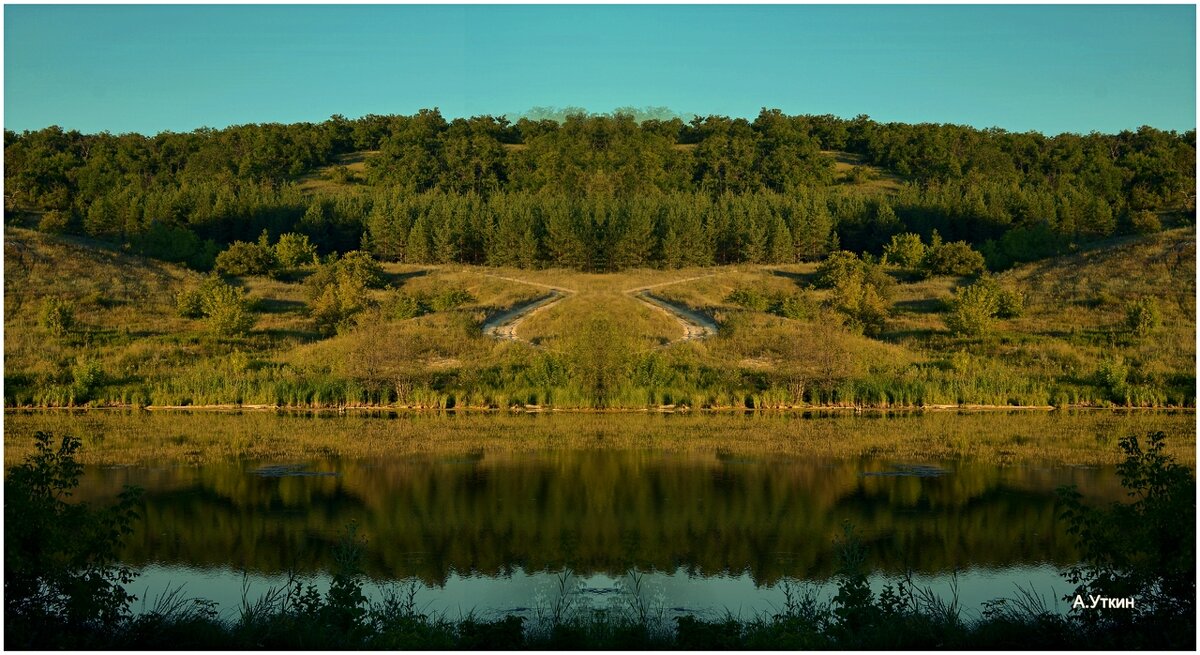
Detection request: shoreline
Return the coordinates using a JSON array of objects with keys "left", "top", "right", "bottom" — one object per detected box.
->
[{"left": 4, "top": 403, "right": 1193, "bottom": 414}]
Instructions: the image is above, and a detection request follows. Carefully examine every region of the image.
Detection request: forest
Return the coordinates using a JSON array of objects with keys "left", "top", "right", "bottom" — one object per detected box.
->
[{"left": 5, "top": 109, "right": 1195, "bottom": 272}]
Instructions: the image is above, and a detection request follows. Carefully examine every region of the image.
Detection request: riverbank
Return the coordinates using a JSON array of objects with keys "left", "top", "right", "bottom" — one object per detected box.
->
[{"left": 5, "top": 408, "right": 1194, "bottom": 467}]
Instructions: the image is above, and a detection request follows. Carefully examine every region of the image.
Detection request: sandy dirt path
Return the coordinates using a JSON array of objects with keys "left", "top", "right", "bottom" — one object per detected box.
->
[
  {"left": 632, "top": 291, "right": 718, "bottom": 341},
  {"left": 480, "top": 274, "right": 575, "bottom": 342},
  {"left": 625, "top": 273, "right": 719, "bottom": 342}
]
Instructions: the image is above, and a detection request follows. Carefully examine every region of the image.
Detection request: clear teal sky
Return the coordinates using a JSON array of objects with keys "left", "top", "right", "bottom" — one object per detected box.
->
[{"left": 4, "top": 4, "right": 1195, "bottom": 136}]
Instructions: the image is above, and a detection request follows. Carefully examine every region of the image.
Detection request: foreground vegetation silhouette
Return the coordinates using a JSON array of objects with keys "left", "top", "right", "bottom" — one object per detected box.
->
[{"left": 4, "top": 430, "right": 1194, "bottom": 649}]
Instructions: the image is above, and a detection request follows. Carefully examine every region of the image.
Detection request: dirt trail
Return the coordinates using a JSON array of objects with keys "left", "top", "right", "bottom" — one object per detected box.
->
[
  {"left": 482, "top": 291, "right": 567, "bottom": 341},
  {"left": 480, "top": 272, "right": 717, "bottom": 344},
  {"left": 625, "top": 274, "right": 720, "bottom": 342},
  {"left": 633, "top": 291, "right": 718, "bottom": 341},
  {"left": 480, "top": 274, "right": 575, "bottom": 342}
]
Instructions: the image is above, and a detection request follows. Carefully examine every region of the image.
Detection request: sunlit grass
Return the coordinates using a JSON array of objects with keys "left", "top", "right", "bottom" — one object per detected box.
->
[
  {"left": 4, "top": 409, "right": 1193, "bottom": 468},
  {"left": 5, "top": 227, "right": 1195, "bottom": 410}
]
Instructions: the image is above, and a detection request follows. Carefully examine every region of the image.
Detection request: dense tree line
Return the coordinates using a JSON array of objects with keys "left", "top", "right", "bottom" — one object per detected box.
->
[
  {"left": 5, "top": 109, "right": 1193, "bottom": 271},
  {"left": 363, "top": 189, "right": 836, "bottom": 270}
]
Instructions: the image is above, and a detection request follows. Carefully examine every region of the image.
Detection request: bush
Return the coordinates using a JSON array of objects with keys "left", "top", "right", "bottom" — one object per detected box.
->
[
  {"left": 325, "top": 166, "right": 360, "bottom": 185},
  {"left": 201, "top": 281, "right": 255, "bottom": 337},
  {"left": 1058, "top": 432, "right": 1195, "bottom": 638},
  {"left": 816, "top": 252, "right": 893, "bottom": 336},
  {"left": 945, "top": 281, "right": 1000, "bottom": 336},
  {"left": 131, "top": 222, "right": 221, "bottom": 270},
  {"left": 38, "top": 210, "right": 72, "bottom": 234},
  {"left": 387, "top": 292, "right": 427, "bottom": 320},
  {"left": 815, "top": 251, "right": 863, "bottom": 289},
  {"left": 305, "top": 253, "right": 386, "bottom": 336},
  {"left": 428, "top": 287, "right": 474, "bottom": 312},
  {"left": 310, "top": 272, "right": 371, "bottom": 336},
  {"left": 922, "top": 240, "right": 986, "bottom": 277},
  {"left": 70, "top": 358, "right": 105, "bottom": 404},
  {"left": 994, "top": 286, "right": 1025, "bottom": 319},
  {"left": 38, "top": 297, "right": 75, "bottom": 336},
  {"left": 1125, "top": 298, "right": 1161, "bottom": 337},
  {"left": 176, "top": 276, "right": 254, "bottom": 337},
  {"left": 775, "top": 293, "right": 815, "bottom": 320},
  {"left": 1094, "top": 356, "right": 1129, "bottom": 402},
  {"left": 175, "top": 275, "right": 227, "bottom": 319},
  {"left": 214, "top": 235, "right": 277, "bottom": 277},
  {"left": 336, "top": 251, "right": 386, "bottom": 289},
  {"left": 726, "top": 287, "right": 772, "bottom": 312},
  {"left": 5, "top": 433, "right": 142, "bottom": 646},
  {"left": 274, "top": 233, "right": 318, "bottom": 269},
  {"left": 1129, "top": 210, "right": 1162, "bottom": 235},
  {"left": 883, "top": 232, "right": 927, "bottom": 269},
  {"left": 309, "top": 251, "right": 386, "bottom": 292},
  {"left": 175, "top": 288, "right": 205, "bottom": 319}
]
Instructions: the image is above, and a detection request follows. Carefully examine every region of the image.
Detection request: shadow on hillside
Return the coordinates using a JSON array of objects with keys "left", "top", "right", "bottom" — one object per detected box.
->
[
  {"left": 381, "top": 269, "right": 429, "bottom": 287},
  {"left": 768, "top": 269, "right": 817, "bottom": 286},
  {"left": 892, "top": 298, "right": 948, "bottom": 314},
  {"left": 254, "top": 298, "right": 307, "bottom": 314}
]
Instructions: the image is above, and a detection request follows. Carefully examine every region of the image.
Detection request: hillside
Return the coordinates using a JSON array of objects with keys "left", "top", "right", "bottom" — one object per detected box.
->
[{"left": 4, "top": 226, "right": 1194, "bottom": 409}]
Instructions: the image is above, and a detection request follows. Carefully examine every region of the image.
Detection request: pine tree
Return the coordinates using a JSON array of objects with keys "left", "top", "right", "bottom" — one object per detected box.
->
[
  {"left": 405, "top": 210, "right": 432, "bottom": 264},
  {"left": 767, "top": 213, "right": 794, "bottom": 264}
]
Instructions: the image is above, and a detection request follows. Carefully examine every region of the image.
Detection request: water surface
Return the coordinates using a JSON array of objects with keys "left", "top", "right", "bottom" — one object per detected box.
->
[{"left": 69, "top": 446, "right": 1126, "bottom": 618}]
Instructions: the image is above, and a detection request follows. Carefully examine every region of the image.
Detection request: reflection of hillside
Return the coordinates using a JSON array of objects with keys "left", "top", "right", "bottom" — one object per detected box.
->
[{"left": 74, "top": 452, "right": 1126, "bottom": 586}]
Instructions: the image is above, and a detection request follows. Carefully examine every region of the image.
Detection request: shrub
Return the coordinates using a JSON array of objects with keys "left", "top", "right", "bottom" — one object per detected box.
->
[
  {"left": 566, "top": 316, "right": 632, "bottom": 408},
  {"left": 310, "top": 271, "right": 371, "bottom": 336},
  {"left": 994, "top": 286, "right": 1025, "bottom": 319},
  {"left": 131, "top": 222, "right": 221, "bottom": 270},
  {"left": 775, "top": 293, "right": 815, "bottom": 320},
  {"left": 1094, "top": 356, "right": 1129, "bottom": 401},
  {"left": 816, "top": 252, "right": 893, "bottom": 336},
  {"left": 1058, "top": 432, "right": 1195, "bottom": 636},
  {"left": 70, "top": 358, "right": 105, "bottom": 404},
  {"left": 922, "top": 240, "right": 986, "bottom": 277},
  {"left": 38, "top": 210, "right": 72, "bottom": 234},
  {"left": 176, "top": 275, "right": 254, "bottom": 336},
  {"left": 815, "top": 251, "right": 863, "bottom": 289},
  {"left": 726, "top": 287, "right": 772, "bottom": 312},
  {"left": 1129, "top": 210, "right": 1162, "bottom": 235},
  {"left": 883, "top": 232, "right": 927, "bottom": 269},
  {"left": 175, "top": 287, "right": 205, "bottom": 319},
  {"left": 325, "top": 166, "right": 360, "bottom": 185},
  {"left": 274, "top": 233, "right": 319, "bottom": 268},
  {"left": 833, "top": 279, "right": 889, "bottom": 337},
  {"left": 5, "top": 433, "right": 142, "bottom": 646},
  {"left": 306, "top": 254, "right": 385, "bottom": 336},
  {"left": 214, "top": 235, "right": 277, "bottom": 277},
  {"left": 310, "top": 251, "right": 386, "bottom": 292},
  {"left": 387, "top": 292, "right": 427, "bottom": 320},
  {"left": 1125, "top": 298, "right": 1161, "bottom": 337},
  {"left": 336, "top": 251, "right": 386, "bottom": 289},
  {"left": 200, "top": 281, "right": 255, "bottom": 337},
  {"left": 945, "top": 281, "right": 1000, "bottom": 336},
  {"left": 428, "top": 287, "right": 474, "bottom": 312},
  {"left": 175, "top": 275, "right": 227, "bottom": 319},
  {"left": 38, "top": 297, "right": 75, "bottom": 336}
]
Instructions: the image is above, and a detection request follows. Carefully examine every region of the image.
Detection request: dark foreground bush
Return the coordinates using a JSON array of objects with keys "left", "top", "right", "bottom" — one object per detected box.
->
[{"left": 4, "top": 431, "right": 1195, "bottom": 649}]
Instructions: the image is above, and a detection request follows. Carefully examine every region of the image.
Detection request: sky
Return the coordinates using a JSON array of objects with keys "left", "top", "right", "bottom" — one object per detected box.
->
[{"left": 3, "top": 4, "right": 1196, "bottom": 136}]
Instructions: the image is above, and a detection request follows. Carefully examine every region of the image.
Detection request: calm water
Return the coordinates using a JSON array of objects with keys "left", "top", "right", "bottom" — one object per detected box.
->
[{"left": 71, "top": 447, "right": 1122, "bottom": 619}]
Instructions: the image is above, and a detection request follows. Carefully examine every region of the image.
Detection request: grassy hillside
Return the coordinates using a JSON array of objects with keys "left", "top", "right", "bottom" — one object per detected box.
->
[
  {"left": 4, "top": 226, "right": 1194, "bottom": 409},
  {"left": 295, "top": 150, "right": 378, "bottom": 194}
]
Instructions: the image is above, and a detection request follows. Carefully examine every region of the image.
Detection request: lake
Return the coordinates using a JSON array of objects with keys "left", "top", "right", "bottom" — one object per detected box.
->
[{"left": 5, "top": 410, "right": 1193, "bottom": 623}]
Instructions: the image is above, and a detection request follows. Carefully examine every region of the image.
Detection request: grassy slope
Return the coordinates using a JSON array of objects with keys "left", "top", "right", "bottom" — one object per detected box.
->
[
  {"left": 294, "top": 150, "right": 379, "bottom": 194},
  {"left": 651, "top": 227, "right": 1196, "bottom": 407},
  {"left": 4, "top": 226, "right": 1195, "bottom": 409},
  {"left": 295, "top": 148, "right": 903, "bottom": 196},
  {"left": 3, "top": 228, "right": 544, "bottom": 407}
]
